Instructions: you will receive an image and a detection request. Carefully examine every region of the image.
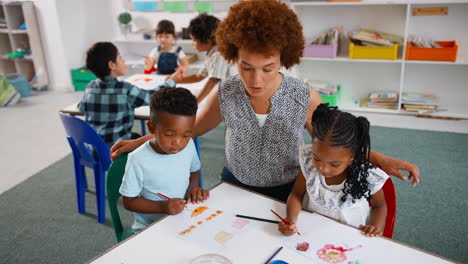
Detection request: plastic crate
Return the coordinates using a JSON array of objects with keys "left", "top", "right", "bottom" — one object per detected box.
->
[
  {"left": 349, "top": 43, "right": 398, "bottom": 60},
  {"left": 320, "top": 84, "right": 341, "bottom": 107},
  {"left": 405, "top": 41, "right": 458, "bottom": 62},
  {"left": 70, "top": 67, "right": 96, "bottom": 91},
  {"left": 303, "top": 43, "right": 338, "bottom": 58}
]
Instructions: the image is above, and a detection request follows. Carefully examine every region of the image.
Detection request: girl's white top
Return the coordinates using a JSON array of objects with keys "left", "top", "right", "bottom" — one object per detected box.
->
[{"left": 299, "top": 144, "right": 389, "bottom": 228}]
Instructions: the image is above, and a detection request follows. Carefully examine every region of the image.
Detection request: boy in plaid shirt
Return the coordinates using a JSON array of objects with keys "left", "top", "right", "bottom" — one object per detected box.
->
[{"left": 78, "top": 42, "right": 178, "bottom": 146}]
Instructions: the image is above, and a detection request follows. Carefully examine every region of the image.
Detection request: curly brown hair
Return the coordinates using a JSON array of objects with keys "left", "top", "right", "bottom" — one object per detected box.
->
[{"left": 216, "top": 0, "right": 304, "bottom": 69}]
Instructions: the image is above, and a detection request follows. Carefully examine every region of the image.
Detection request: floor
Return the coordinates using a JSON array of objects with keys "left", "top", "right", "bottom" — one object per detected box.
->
[{"left": 0, "top": 90, "right": 467, "bottom": 194}]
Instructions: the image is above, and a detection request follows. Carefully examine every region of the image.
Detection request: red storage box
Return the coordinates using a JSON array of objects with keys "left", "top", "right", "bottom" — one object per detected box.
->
[{"left": 405, "top": 41, "right": 458, "bottom": 62}]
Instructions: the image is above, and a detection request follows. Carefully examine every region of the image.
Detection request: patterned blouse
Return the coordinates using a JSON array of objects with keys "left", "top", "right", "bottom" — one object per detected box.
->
[
  {"left": 218, "top": 74, "right": 310, "bottom": 187},
  {"left": 299, "top": 144, "right": 389, "bottom": 228}
]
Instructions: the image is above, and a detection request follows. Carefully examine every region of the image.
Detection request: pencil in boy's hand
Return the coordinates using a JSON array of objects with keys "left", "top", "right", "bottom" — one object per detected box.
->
[
  {"left": 271, "top": 209, "right": 301, "bottom": 236},
  {"left": 157, "top": 192, "right": 172, "bottom": 200}
]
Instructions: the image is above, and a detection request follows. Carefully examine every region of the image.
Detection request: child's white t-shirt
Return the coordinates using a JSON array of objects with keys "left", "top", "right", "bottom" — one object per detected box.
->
[
  {"left": 148, "top": 46, "right": 186, "bottom": 63},
  {"left": 119, "top": 138, "right": 200, "bottom": 232},
  {"left": 198, "top": 45, "right": 231, "bottom": 80},
  {"left": 299, "top": 144, "right": 389, "bottom": 228}
]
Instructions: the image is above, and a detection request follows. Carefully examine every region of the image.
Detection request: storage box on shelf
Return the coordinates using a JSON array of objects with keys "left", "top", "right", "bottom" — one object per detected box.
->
[
  {"left": 349, "top": 43, "right": 399, "bottom": 60},
  {"left": 406, "top": 41, "right": 458, "bottom": 62},
  {"left": 304, "top": 43, "right": 338, "bottom": 58},
  {"left": 321, "top": 84, "right": 341, "bottom": 107},
  {"left": 70, "top": 67, "right": 96, "bottom": 91}
]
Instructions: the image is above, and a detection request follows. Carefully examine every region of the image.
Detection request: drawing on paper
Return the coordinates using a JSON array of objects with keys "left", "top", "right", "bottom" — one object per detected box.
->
[
  {"left": 316, "top": 244, "right": 362, "bottom": 263},
  {"left": 132, "top": 77, "right": 153, "bottom": 83},
  {"left": 179, "top": 208, "right": 225, "bottom": 235},
  {"left": 296, "top": 242, "right": 310, "bottom": 252},
  {"left": 191, "top": 206, "right": 208, "bottom": 217},
  {"left": 215, "top": 231, "right": 233, "bottom": 245},
  {"left": 232, "top": 219, "right": 249, "bottom": 229}
]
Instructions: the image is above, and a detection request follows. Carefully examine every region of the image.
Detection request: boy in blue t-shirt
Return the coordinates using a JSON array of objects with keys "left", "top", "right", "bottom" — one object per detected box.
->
[{"left": 119, "top": 87, "right": 209, "bottom": 232}]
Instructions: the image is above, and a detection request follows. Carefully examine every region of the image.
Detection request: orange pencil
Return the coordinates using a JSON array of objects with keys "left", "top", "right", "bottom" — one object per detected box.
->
[{"left": 271, "top": 209, "right": 301, "bottom": 235}]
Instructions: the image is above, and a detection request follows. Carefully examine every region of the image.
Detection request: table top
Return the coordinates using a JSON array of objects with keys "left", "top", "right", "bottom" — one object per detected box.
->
[
  {"left": 87, "top": 183, "right": 457, "bottom": 264},
  {"left": 60, "top": 74, "right": 208, "bottom": 120}
]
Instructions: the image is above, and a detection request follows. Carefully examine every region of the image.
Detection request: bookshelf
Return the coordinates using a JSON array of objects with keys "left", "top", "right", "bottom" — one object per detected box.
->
[
  {"left": 0, "top": 1, "right": 48, "bottom": 89},
  {"left": 292, "top": 0, "right": 468, "bottom": 119}
]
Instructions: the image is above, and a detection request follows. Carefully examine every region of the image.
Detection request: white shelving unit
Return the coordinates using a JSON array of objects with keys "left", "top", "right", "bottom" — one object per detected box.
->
[
  {"left": 291, "top": 0, "right": 468, "bottom": 119},
  {"left": 0, "top": 1, "right": 48, "bottom": 88}
]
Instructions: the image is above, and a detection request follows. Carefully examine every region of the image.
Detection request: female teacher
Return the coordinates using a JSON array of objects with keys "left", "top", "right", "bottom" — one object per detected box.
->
[{"left": 111, "top": 0, "right": 419, "bottom": 201}]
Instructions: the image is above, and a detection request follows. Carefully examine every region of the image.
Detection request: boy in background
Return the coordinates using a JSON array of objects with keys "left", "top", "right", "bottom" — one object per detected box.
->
[
  {"left": 172, "top": 14, "right": 232, "bottom": 103},
  {"left": 79, "top": 42, "right": 178, "bottom": 146},
  {"left": 119, "top": 87, "right": 209, "bottom": 232}
]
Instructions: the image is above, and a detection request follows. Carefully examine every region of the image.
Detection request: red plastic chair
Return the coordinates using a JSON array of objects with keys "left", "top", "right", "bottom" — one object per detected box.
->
[
  {"left": 368, "top": 177, "right": 397, "bottom": 238},
  {"left": 381, "top": 178, "right": 397, "bottom": 238}
]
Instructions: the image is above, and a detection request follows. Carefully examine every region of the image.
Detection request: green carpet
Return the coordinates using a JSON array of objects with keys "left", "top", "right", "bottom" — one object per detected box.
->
[{"left": 0, "top": 124, "right": 467, "bottom": 263}]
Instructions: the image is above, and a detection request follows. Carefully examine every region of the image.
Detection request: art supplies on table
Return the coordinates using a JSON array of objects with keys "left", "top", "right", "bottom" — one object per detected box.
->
[{"left": 235, "top": 214, "right": 280, "bottom": 224}]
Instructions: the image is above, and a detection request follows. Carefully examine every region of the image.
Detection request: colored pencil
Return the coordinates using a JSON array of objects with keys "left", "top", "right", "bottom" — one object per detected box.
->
[
  {"left": 264, "top": 246, "right": 283, "bottom": 264},
  {"left": 157, "top": 192, "right": 171, "bottom": 200},
  {"left": 235, "top": 214, "right": 280, "bottom": 224},
  {"left": 270, "top": 209, "right": 301, "bottom": 235}
]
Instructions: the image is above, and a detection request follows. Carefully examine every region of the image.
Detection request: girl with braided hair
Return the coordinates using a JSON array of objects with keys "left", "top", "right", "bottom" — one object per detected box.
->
[{"left": 279, "top": 104, "right": 388, "bottom": 237}]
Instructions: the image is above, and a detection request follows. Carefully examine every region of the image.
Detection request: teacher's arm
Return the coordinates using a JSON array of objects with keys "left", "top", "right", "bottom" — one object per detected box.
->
[{"left": 193, "top": 86, "right": 222, "bottom": 138}]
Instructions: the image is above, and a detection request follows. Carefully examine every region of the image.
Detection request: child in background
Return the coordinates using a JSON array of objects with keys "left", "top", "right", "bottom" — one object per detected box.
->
[
  {"left": 279, "top": 104, "right": 389, "bottom": 237},
  {"left": 144, "top": 20, "right": 189, "bottom": 75},
  {"left": 171, "top": 13, "right": 231, "bottom": 103},
  {"left": 79, "top": 42, "right": 178, "bottom": 146},
  {"left": 119, "top": 87, "right": 210, "bottom": 232}
]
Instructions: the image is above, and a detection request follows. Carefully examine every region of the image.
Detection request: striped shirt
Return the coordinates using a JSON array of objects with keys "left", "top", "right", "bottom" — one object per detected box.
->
[
  {"left": 198, "top": 45, "right": 231, "bottom": 80},
  {"left": 218, "top": 74, "right": 310, "bottom": 187},
  {"left": 78, "top": 76, "right": 175, "bottom": 146}
]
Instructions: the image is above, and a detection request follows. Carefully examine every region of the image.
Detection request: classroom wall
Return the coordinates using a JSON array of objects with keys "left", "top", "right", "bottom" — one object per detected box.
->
[
  {"left": 31, "top": 0, "right": 72, "bottom": 91},
  {"left": 56, "top": 0, "right": 114, "bottom": 70}
]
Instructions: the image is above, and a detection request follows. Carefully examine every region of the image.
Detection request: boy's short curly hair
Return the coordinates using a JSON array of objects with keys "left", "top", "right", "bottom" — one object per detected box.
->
[
  {"left": 216, "top": 0, "right": 304, "bottom": 69},
  {"left": 188, "top": 13, "right": 220, "bottom": 44},
  {"left": 156, "top": 19, "right": 176, "bottom": 37},
  {"left": 86, "top": 42, "right": 118, "bottom": 78},
  {"left": 150, "top": 87, "right": 198, "bottom": 124}
]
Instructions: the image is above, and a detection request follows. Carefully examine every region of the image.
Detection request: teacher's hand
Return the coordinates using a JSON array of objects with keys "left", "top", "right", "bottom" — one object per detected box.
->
[
  {"left": 378, "top": 155, "right": 420, "bottom": 186},
  {"left": 110, "top": 139, "right": 139, "bottom": 161}
]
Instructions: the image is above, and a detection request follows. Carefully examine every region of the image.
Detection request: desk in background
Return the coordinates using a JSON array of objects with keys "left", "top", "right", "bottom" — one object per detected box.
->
[
  {"left": 87, "top": 183, "right": 458, "bottom": 264},
  {"left": 60, "top": 74, "right": 208, "bottom": 134}
]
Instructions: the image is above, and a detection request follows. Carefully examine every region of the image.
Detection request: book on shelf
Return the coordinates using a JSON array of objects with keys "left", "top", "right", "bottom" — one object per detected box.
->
[
  {"left": 362, "top": 91, "right": 398, "bottom": 109},
  {"left": 361, "top": 99, "right": 398, "bottom": 109},
  {"left": 401, "top": 92, "right": 438, "bottom": 106},
  {"left": 351, "top": 29, "right": 402, "bottom": 47}
]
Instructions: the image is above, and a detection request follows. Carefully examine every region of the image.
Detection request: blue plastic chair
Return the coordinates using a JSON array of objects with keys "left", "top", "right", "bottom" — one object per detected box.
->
[{"left": 59, "top": 113, "right": 111, "bottom": 223}]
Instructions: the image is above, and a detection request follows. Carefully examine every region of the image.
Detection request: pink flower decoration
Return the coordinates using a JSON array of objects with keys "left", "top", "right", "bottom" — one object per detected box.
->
[{"left": 316, "top": 244, "right": 347, "bottom": 263}]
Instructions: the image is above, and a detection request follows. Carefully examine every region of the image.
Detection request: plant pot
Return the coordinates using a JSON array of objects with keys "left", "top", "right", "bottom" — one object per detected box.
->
[{"left": 119, "top": 24, "right": 132, "bottom": 39}]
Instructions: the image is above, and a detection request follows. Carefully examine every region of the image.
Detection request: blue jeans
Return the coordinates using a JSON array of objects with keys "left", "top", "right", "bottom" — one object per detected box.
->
[{"left": 221, "top": 167, "right": 294, "bottom": 202}]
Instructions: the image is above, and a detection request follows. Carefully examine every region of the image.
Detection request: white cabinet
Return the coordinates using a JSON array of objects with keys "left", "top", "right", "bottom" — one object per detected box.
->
[
  {"left": 292, "top": 0, "right": 468, "bottom": 118},
  {"left": 0, "top": 1, "right": 48, "bottom": 89}
]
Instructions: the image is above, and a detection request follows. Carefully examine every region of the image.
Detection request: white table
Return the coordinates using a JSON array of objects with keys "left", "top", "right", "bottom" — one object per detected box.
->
[{"left": 87, "top": 183, "right": 458, "bottom": 264}]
